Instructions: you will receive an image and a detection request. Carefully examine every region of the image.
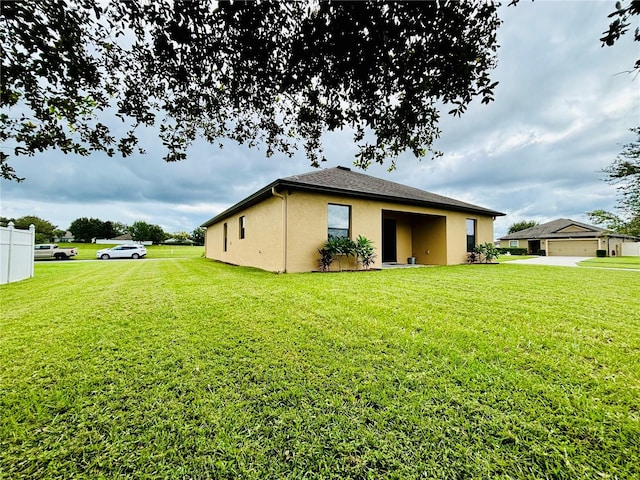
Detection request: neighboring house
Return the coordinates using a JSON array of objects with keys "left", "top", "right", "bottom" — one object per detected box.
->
[
  {"left": 202, "top": 166, "right": 505, "bottom": 272},
  {"left": 498, "top": 218, "right": 638, "bottom": 256},
  {"left": 112, "top": 233, "right": 133, "bottom": 241},
  {"left": 164, "top": 238, "right": 194, "bottom": 245},
  {"left": 53, "top": 231, "right": 75, "bottom": 242},
  {"left": 94, "top": 233, "right": 152, "bottom": 246}
]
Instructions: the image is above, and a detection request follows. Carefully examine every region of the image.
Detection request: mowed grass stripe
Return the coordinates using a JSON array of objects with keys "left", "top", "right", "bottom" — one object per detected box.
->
[
  {"left": 578, "top": 256, "right": 640, "bottom": 270},
  {"left": 1, "top": 259, "right": 639, "bottom": 479}
]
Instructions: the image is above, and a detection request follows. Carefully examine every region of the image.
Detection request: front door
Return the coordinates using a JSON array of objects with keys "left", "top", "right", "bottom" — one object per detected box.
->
[
  {"left": 528, "top": 240, "right": 541, "bottom": 255},
  {"left": 382, "top": 219, "right": 397, "bottom": 262}
]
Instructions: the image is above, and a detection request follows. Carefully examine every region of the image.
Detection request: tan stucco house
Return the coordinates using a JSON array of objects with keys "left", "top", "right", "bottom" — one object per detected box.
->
[
  {"left": 498, "top": 218, "right": 637, "bottom": 256},
  {"left": 202, "top": 166, "right": 505, "bottom": 272}
]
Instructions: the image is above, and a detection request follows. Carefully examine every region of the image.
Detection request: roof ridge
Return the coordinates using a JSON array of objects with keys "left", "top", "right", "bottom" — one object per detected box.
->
[
  {"left": 203, "top": 165, "right": 504, "bottom": 227},
  {"left": 498, "top": 217, "right": 612, "bottom": 240}
]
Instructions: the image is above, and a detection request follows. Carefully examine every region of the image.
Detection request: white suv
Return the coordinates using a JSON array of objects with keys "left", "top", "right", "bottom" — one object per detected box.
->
[{"left": 96, "top": 244, "right": 147, "bottom": 260}]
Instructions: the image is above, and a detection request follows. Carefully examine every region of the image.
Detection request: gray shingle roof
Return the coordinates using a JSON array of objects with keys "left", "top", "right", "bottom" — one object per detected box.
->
[
  {"left": 281, "top": 166, "right": 504, "bottom": 215},
  {"left": 202, "top": 166, "right": 504, "bottom": 227},
  {"left": 499, "top": 218, "right": 606, "bottom": 240}
]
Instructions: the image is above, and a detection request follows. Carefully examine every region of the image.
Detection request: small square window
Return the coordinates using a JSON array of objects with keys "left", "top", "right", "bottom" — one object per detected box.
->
[{"left": 509, "top": 240, "right": 518, "bottom": 248}]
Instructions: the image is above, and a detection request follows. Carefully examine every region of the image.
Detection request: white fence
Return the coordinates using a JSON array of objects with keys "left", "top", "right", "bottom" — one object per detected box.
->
[
  {"left": 621, "top": 242, "right": 640, "bottom": 256},
  {"left": 0, "top": 223, "right": 35, "bottom": 284}
]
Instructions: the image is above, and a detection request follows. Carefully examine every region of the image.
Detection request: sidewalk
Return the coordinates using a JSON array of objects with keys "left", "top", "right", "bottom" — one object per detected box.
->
[{"left": 506, "top": 256, "right": 591, "bottom": 267}]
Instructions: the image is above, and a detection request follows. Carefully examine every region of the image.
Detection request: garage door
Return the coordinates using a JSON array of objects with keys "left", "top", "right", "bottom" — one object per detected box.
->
[{"left": 547, "top": 240, "right": 598, "bottom": 256}]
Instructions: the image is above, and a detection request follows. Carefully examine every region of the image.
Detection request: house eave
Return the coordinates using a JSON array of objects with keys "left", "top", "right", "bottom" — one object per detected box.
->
[
  {"left": 201, "top": 180, "right": 280, "bottom": 227},
  {"left": 278, "top": 180, "right": 505, "bottom": 217}
]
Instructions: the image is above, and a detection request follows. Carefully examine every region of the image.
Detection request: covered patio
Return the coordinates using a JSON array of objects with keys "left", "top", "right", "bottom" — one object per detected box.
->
[{"left": 381, "top": 210, "right": 447, "bottom": 266}]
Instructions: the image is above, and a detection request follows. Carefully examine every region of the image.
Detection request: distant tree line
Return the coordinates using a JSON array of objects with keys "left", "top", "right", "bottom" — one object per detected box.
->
[
  {"left": 0, "top": 215, "right": 57, "bottom": 244},
  {"left": 68, "top": 217, "right": 128, "bottom": 243},
  {"left": 0, "top": 215, "right": 205, "bottom": 245}
]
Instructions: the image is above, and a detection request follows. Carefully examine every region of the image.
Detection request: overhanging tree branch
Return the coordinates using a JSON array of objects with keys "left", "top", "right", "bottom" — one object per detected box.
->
[{"left": 1, "top": 0, "right": 503, "bottom": 181}]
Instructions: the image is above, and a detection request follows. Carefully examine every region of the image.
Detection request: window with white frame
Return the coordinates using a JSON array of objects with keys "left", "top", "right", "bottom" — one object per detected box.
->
[{"left": 509, "top": 240, "right": 518, "bottom": 247}]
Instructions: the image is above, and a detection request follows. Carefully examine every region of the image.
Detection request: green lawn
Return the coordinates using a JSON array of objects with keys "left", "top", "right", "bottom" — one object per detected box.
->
[
  {"left": 40, "top": 243, "right": 204, "bottom": 260},
  {"left": 1, "top": 260, "right": 639, "bottom": 479},
  {"left": 497, "top": 255, "right": 536, "bottom": 262},
  {"left": 578, "top": 256, "right": 640, "bottom": 270}
]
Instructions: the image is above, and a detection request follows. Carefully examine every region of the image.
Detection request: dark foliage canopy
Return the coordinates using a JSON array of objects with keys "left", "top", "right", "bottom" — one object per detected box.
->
[
  {"left": 69, "top": 216, "right": 112, "bottom": 243},
  {"left": 0, "top": 215, "right": 57, "bottom": 243},
  {"left": 599, "top": 0, "right": 640, "bottom": 71},
  {"left": 129, "top": 220, "right": 167, "bottom": 244},
  {"left": 6, "top": 215, "right": 56, "bottom": 234},
  {"left": 1, "top": 0, "right": 502, "bottom": 181},
  {"left": 191, "top": 227, "right": 205, "bottom": 245},
  {"left": 507, "top": 220, "right": 539, "bottom": 234}
]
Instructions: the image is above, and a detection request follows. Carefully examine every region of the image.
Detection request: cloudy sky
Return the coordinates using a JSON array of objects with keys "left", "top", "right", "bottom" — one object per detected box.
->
[{"left": 2, "top": 1, "right": 638, "bottom": 239}]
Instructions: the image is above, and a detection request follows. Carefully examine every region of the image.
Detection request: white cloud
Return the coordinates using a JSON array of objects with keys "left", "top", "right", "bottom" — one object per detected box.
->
[{"left": 172, "top": 202, "right": 228, "bottom": 215}]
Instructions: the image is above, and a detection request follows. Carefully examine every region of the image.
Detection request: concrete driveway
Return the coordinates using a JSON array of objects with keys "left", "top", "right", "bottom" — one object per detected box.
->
[{"left": 507, "top": 256, "right": 591, "bottom": 267}]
